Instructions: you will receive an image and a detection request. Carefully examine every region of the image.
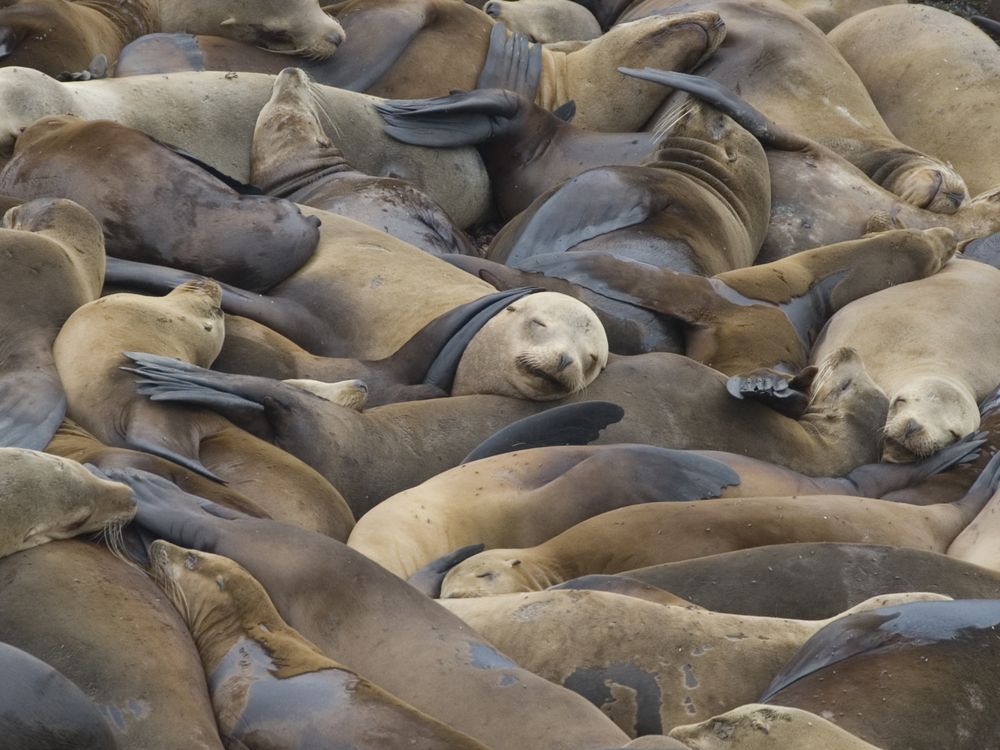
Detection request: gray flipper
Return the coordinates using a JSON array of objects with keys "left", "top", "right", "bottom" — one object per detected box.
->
[
  {"left": 422, "top": 288, "right": 539, "bottom": 391},
  {"left": 461, "top": 401, "right": 625, "bottom": 464},
  {"left": 725, "top": 367, "right": 817, "bottom": 419},
  {"left": 490, "top": 168, "right": 656, "bottom": 266},
  {"left": 971, "top": 15, "right": 1000, "bottom": 39},
  {"left": 476, "top": 22, "right": 542, "bottom": 99},
  {"left": 122, "top": 352, "right": 265, "bottom": 413},
  {"left": 962, "top": 230, "right": 1000, "bottom": 268},
  {"left": 407, "top": 543, "right": 486, "bottom": 597},
  {"left": 377, "top": 89, "right": 522, "bottom": 147},
  {"left": 980, "top": 381, "right": 1000, "bottom": 416},
  {"left": 0, "top": 363, "right": 66, "bottom": 451}
]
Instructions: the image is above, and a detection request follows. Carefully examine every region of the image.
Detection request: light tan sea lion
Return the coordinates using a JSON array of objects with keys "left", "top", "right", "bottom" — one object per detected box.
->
[
  {"left": 783, "top": 0, "right": 903, "bottom": 31},
  {"left": 438, "top": 450, "right": 1000, "bottom": 596},
  {"left": 483, "top": 0, "right": 603, "bottom": 41},
  {"left": 148, "top": 541, "right": 491, "bottom": 749},
  {"left": 830, "top": 4, "right": 1000, "bottom": 198}
]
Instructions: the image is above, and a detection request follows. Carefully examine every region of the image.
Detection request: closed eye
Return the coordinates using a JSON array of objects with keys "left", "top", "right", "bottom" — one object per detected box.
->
[{"left": 531, "top": 319, "right": 547, "bottom": 328}]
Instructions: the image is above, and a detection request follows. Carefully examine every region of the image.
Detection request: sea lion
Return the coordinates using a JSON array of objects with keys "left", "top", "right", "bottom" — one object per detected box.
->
[
  {"left": 0, "top": 197, "right": 105, "bottom": 450},
  {"left": 437, "top": 447, "right": 1000, "bottom": 597},
  {"left": 250, "top": 68, "right": 475, "bottom": 256},
  {"left": 618, "top": 0, "right": 970, "bottom": 213},
  {"left": 115, "top": 8, "right": 727, "bottom": 133},
  {"left": 483, "top": 0, "right": 603, "bottom": 42},
  {"left": 348, "top": 437, "right": 977, "bottom": 580},
  {"left": 0, "top": 447, "right": 134, "bottom": 560},
  {"left": 761, "top": 599, "right": 1000, "bottom": 749},
  {"left": 0, "top": 0, "right": 344, "bottom": 79},
  {"left": 120, "top": 345, "right": 891, "bottom": 516},
  {"left": 0, "top": 68, "right": 490, "bottom": 228},
  {"left": 440, "top": 589, "right": 947, "bottom": 736},
  {"left": 782, "top": 0, "right": 904, "bottom": 31},
  {"left": 148, "top": 541, "right": 491, "bottom": 749},
  {"left": 109, "top": 469, "right": 638, "bottom": 750},
  {"left": 556, "top": 543, "right": 1000, "bottom": 619},
  {"left": 0, "top": 640, "right": 119, "bottom": 749},
  {"left": 830, "top": 5, "right": 1000, "bottom": 198},
  {"left": 0, "top": 115, "right": 319, "bottom": 291},
  {"left": 669, "top": 704, "right": 882, "bottom": 749},
  {"left": 52, "top": 281, "right": 356, "bottom": 539},
  {"left": 0, "top": 540, "right": 224, "bottom": 749},
  {"left": 812, "top": 259, "right": 1000, "bottom": 463}
]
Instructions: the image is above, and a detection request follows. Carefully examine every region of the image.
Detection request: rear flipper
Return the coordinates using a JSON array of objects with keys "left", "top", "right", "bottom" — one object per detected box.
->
[
  {"left": 376, "top": 89, "right": 523, "bottom": 147},
  {"left": 726, "top": 366, "right": 817, "bottom": 419},
  {"left": 476, "top": 22, "right": 542, "bottom": 99},
  {"left": 461, "top": 401, "right": 625, "bottom": 464},
  {"left": 0, "top": 362, "right": 66, "bottom": 451}
]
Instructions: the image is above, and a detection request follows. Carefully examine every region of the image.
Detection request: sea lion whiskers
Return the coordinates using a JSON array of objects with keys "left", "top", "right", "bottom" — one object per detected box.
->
[{"left": 652, "top": 95, "right": 696, "bottom": 144}]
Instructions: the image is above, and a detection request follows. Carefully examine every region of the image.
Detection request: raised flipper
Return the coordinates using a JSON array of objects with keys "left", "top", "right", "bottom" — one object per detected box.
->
[
  {"left": 0, "top": 359, "right": 66, "bottom": 451},
  {"left": 376, "top": 89, "right": 523, "bottom": 147},
  {"left": 476, "top": 22, "right": 542, "bottom": 99},
  {"left": 726, "top": 366, "right": 818, "bottom": 419},
  {"left": 123, "top": 353, "right": 265, "bottom": 413},
  {"left": 407, "top": 543, "right": 486, "bottom": 597},
  {"left": 617, "top": 67, "right": 812, "bottom": 152},
  {"left": 489, "top": 168, "right": 658, "bottom": 265},
  {"left": 423, "top": 288, "right": 539, "bottom": 391},
  {"left": 461, "top": 401, "right": 625, "bottom": 464}
]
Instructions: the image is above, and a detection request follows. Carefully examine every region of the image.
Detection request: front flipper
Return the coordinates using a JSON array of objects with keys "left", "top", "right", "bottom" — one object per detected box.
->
[
  {"left": 0, "top": 362, "right": 66, "bottom": 451},
  {"left": 726, "top": 366, "right": 817, "bottom": 418},
  {"left": 123, "top": 352, "right": 266, "bottom": 414},
  {"left": 377, "top": 89, "right": 522, "bottom": 147},
  {"left": 408, "top": 543, "right": 486, "bottom": 597},
  {"left": 476, "top": 22, "right": 541, "bottom": 99},
  {"left": 461, "top": 401, "right": 625, "bottom": 464}
]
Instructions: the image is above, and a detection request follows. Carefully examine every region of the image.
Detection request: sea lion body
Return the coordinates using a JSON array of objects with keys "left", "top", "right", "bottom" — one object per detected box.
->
[
  {"left": 782, "top": 0, "right": 903, "bottom": 31},
  {"left": 149, "top": 541, "right": 490, "bottom": 749},
  {"left": 830, "top": 5, "right": 1000, "bottom": 198},
  {"left": 0, "top": 540, "right": 223, "bottom": 749},
  {"left": 813, "top": 259, "right": 1000, "bottom": 462}
]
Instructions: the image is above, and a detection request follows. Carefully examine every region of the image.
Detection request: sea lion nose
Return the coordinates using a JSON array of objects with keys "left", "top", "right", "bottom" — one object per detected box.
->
[
  {"left": 484, "top": 2, "right": 501, "bottom": 18},
  {"left": 324, "top": 29, "right": 344, "bottom": 47},
  {"left": 904, "top": 418, "right": 922, "bottom": 438},
  {"left": 556, "top": 353, "right": 573, "bottom": 373}
]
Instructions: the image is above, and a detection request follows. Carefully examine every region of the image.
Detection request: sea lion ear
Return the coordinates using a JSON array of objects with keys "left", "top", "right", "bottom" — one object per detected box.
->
[
  {"left": 219, "top": 17, "right": 237, "bottom": 27},
  {"left": 507, "top": 559, "right": 522, "bottom": 567}
]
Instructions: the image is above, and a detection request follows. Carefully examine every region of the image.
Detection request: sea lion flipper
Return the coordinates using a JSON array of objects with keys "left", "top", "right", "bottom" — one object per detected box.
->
[
  {"left": 726, "top": 367, "right": 814, "bottom": 418},
  {"left": 476, "top": 22, "right": 542, "bottom": 99},
  {"left": 0, "top": 365, "right": 67, "bottom": 451},
  {"left": 376, "top": 90, "right": 522, "bottom": 147},
  {"left": 971, "top": 15, "right": 1000, "bottom": 39},
  {"left": 461, "top": 401, "right": 625, "bottom": 464},
  {"left": 407, "top": 543, "right": 486, "bottom": 597}
]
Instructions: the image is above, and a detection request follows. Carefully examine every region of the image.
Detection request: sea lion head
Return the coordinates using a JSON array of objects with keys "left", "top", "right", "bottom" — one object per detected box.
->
[
  {"left": 441, "top": 549, "right": 557, "bottom": 598},
  {"left": 882, "top": 375, "right": 979, "bottom": 462},
  {"left": 882, "top": 158, "right": 969, "bottom": 215},
  {"left": 0, "top": 449, "right": 135, "bottom": 559},
  {"left": 0, "top": 66, "right": 73, "bottom": 158},
  {"left": 483, "top": 0, "right": 602, "bottom": 43},
  {"left": 211, "top": 0, "right": 345, "bottom": 60},
  {"left": 451, "top": 292, "right": 608, "bottom": 401}
]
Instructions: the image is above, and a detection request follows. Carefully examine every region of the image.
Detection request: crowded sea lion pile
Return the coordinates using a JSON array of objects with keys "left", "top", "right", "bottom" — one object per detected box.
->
[{"left": 3, "top": 0, "right": 1000, "bottom": 747}]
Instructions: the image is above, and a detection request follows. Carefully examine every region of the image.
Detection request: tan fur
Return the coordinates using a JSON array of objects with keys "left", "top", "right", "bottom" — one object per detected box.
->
[
  {"left": 783, "top": 0, "right": 904, "bottom": 32},
  {"left": 486, "top": 0, "right": 602, "bottom": 42}
]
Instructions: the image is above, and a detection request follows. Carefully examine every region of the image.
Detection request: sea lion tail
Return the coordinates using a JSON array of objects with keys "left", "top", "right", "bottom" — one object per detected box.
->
[
  {"left": 617, "top": 67, "right": 812, "bottom": 152},
  {"left": 376, "top": 89, "right": 524, "bottom": 147},
  {"left": 407, "top": 544, "right": 486, "bottom": 598},
  {"left": 461, "top": 401, "right": 625, "bottom": 464},
  {"left": 476, "top": 21, "right": 542, "bottom": 99}
]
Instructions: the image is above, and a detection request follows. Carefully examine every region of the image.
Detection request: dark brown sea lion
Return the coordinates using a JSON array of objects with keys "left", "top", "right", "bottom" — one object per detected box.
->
[
  {"left": 0, "top": 0, "right": 344, "bottom": 79},
  {"left": 609, "top": 0, "right": 969, "bottom": 212},
  {"left": 108, "top": 469, "right": 638, "bottom": 750},
  {"left": 149, "top": 541, "right": 491, "bottom": 749},
  {"left": 52, "top": 282, "right": 356, "bottom": 539},
  {"left": 761, "top": 599, "right": 1000, "bottom": 749},
  {"left": 0, "top": 197, "right": 105, "bottom": 450},
  {"left": 0, "top": 116, "right": 319, "bottom": 292},
  {"left": 121, "top": 344, "right": 890, "bottom": 516},
  {"left": 251, "top": 68, "right": 475, "bottom": 256},
  {"left": 556, "top": 543, "right": 1000, "bottom": 619},
  {"left": 0, "top": 540, "right": 224, "bottom": 749},
  {"left": 0, "top": 640, "right": 119, "bottom": 749},
  {"left": 438, "top": 449, "right": 1000, "bottom": 597},
  {"left": 349, "top": 437, "right": 978, "bottom": 579},
  {"left": 830, "top": 4, "right": 1000, "bottom": 198}
]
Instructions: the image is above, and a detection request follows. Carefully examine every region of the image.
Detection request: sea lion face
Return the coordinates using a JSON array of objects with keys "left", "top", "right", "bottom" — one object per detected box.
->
[
  {"left": 441, "top": 551, "right": 551, "bottom": 598},
  {"left": 0, "top": 449, "right": 135, "bottom": 559},
  {"left": 886, "top": 159, "right": 968, "bottom": 215},
  {"left": 452, "top": 292, "right": 609, "bottom": 401},
  {"left": 483, "top": 0, "right": 602, "bottom": 43},
  {"left": 0, "top": 66, "right": 73, "bottom": 157},
  {"left": 215, "top": 1, "right": 345, "bottom": 60},
  {"left": 882, "top": 376, "right": 979, "bottom": 462}
]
